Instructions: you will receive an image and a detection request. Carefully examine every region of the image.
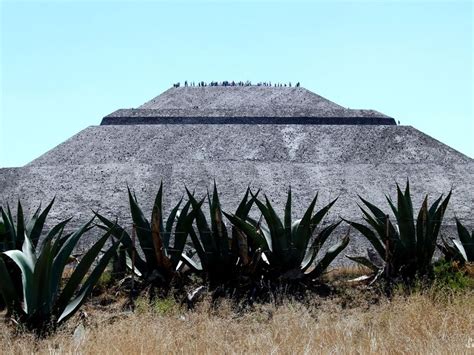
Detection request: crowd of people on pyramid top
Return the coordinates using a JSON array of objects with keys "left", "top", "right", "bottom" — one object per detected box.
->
[{"left": 172, "top": 81, "right": 300, "bottom": 88}]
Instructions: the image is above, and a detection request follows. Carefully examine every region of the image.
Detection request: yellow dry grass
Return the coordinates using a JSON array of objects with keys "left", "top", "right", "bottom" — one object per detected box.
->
[{"left": 1, "top": 288, "right": 473, "bottom": 355}]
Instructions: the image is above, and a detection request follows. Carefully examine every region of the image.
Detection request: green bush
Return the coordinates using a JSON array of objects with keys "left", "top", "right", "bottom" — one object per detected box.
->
[
  {"left": 346, "top": 180, "right": 451, "bottom": 282},
  {"left": 439, "top": 218, "right": 474, "bottom": 263},
  {"left": 224, "top": 187, "right": 348, "bottom": 281},
  {"left": 433, "top": 260, "right": 473, "bottom": 291},
  {"left": 96, "top": 182, "right": 196, "bottom": 289},
  {"left": 185, "top": 184, "right": 259, "bottom": 287},
  {"left": 0, "top": 219, "right": 118, "bottom": 335}
]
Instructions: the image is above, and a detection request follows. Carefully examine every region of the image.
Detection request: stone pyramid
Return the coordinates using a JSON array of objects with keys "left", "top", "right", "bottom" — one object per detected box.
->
[{"left": 1, "top": 85, "right": 472, "bottom": 259}]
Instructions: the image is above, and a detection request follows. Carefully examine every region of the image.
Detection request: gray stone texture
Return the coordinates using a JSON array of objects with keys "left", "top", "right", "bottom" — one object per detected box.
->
[
  {"left": 102, "top": 87, "right": 395, "bottom": 125},
  {"left": 1, "top": 87, "right": 472, "bottom": 264}
]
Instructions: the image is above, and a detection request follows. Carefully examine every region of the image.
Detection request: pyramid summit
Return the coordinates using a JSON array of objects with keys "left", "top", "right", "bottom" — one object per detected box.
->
[
  {"left": 102, "top": 86, "right": 395, "bottom": 125},
  {"left": 0, "top": 85, "right": 472, "bottom": 260}
]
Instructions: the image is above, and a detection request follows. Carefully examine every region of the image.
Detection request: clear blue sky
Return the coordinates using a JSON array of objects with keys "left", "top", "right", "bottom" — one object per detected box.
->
[{"left": 1, "top": 0, "right": 472, "bottom": 167}]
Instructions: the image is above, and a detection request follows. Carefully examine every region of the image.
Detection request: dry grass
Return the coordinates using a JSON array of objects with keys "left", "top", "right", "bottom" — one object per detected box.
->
[{"left": 1, "top": 287, "right": 473, "bottom": 355}]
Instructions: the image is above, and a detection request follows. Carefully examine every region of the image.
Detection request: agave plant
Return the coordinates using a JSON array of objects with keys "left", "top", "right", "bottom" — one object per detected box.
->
[
  {"left": 1, "top": 199, "right": 56, "bottom": 252},
  {"left": 184, "top": 184, "right": 259, "bottom": 287},
  {"left": 439, "top": 218, "right": 474, "bottom": 263},
  {"left": 346, "top": 180, "right": 451, "bottom": 281},
  {"left": 0, "top": 218, "right": 119, "bottom": 334},
  {"left": 0, "top": 200, "right": 70, "bottom": 310},
  {"left": 95, "top": 183, "right": 196, "bottom": 288},
  {"left": 224, "top": 188, "right": 348, "bottom": 281}
]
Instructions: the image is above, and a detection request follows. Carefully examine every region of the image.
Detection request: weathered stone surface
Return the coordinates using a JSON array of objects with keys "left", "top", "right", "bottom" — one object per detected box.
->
[
  {"left": 102, "top": 87, "right": 395, "bottom": 125},
  {"left": 0, "top": 87, "right": 472, "bottom": 265},
  {"left": 27, "top": 125, "right": 470, "bottom": 167}
]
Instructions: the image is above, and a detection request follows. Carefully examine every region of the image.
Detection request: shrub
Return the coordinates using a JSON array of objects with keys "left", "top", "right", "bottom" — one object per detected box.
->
[
  {"left": 439, "top": 218, "right": 474, "bottom": 263},
  {"left": 185, "top": 184, "right": 259, "bottom": 288},
  {"left": 0, "top": 219, "right": 118, "bottom": 335},
  {"left": 95, "top": 183, "right": 196, "bottom": 289},
  {"left": 224, "top": 187, "right": 348, "bottom": 281},
  {"left": 346, "top": 180, "right": 451, "bottom": 282}
]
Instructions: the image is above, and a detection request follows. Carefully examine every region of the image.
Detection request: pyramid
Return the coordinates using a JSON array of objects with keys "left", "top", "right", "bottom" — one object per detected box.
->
[
  {"left": 1, "top": 86, "right": 472, "bottom": 259},
  {"left": 103, "top": 86, "right": 394, "bottom": 125}
]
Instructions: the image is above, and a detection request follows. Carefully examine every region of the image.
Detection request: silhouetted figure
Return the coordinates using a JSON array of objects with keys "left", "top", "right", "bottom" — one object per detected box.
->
[{"left": 296, "top": 82, "right": 300, "bottom": 87}]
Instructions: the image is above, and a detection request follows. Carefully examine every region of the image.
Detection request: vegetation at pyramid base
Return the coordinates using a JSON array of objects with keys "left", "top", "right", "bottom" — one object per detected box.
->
[
  {"left": 0, "top": 199, "right": 66, "bottom": 312},
  {"left": 0, "top": 199, "right": 56, "bottom": 253},
  {"left": 0, "top": 181, "right": 471, "bottom": 335},
  {"left": 439, "top": 218, "right": 474, "bottom": 263},
  {"left": 0, "top": 218, "right": 119, "bottom": 335},
  {"left": 184, "top": 184, "right": 261, "bottom": 288},
  {"left": 223, "top": 187, "right": 348, "bottom": 282},
  {"left": 345, "top": 180, "right": 452, "bottom": 282},
  {"left": 95, "top": 182, "right": 195, "bottom": 291}
]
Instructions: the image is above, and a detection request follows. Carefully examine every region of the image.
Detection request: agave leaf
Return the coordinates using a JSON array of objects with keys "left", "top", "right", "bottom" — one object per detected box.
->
[
  {"left": 188, "top": 227, "right": 207, "bottom": 268},
  {"left": 56, "top": 229, "right": 114, "bottom": 315},
  {"left": 32, "top": 239, "right": 53, "bottom": 316},
  {"left": 151, "top": 183, "right": 173, "bottom": 272},
  {"left": 3, "top": 249, "right": 35, "bottom": 314},
  {"left": 180, "top": 252, "right": 203, "bottom": 271},
  {"left": 51, "top": 218, "right": 94, "bottom": 300},
  {"left": 306, "top": 233, "right": 350, "bottom": 279},
  {"left": 22, "top": 233, "right": 37, "bottom": 268},
  {"left": 264, "top": 195, "right": 285, "bottom": 241},
  {"left": 210, "top": 182, "right": 229, "bottom": 255},
  {"left": 25, "top": 204, "right": 42, "bottom": 241},
  {"left": 415, "top": 196, "right": 429, "bottom": 266},
  {"left": 164, "top": 197, "right": 183, "bottom": 246},
  {"left": 94, "top": 211, "right": 148, "bottom": 274},
  {"left": 293, "top": 195, "right": 318, "bottom": 261},
  {"left": 438, "top": 236, "right": 461, "bottom": 261},
  {"left": 424, "top": 191, "right": 452, "bottom": 265},
  {"left": 1, "top": 206, "right": 16, "bottom": 250},
  {"left": 40, "top": 218, "right": 71, "bottom": 255},
  {"left": 245, "top": 216, "right": 272, "bottom": 251},
  {"left": 186, "top": 189, "right": 216, "bottom": 255},
  {"left": 6, "top": 205, "right": 17, "bottom": 247},
  {"left": 301, "top": 221, "right": 341, "bottom": 271},
  {"left": 455, "top": 218, "right": 473, "bottom": 261},
  {"left": 170, "top": 200, "right": 194, "bottom": 267},
  {"left": 284, "top": 187, "right": 292, "bottom": 241},
  {"left": 0, "top": 217, "right": 5, "bottom": 249},
  {"left": 395, "top": 183, "right": 416, "bottom": 250},
  {"left": 238, "top": 189, "right": 260, "bottom": 219},
  {"left": 344, "top": 220, "right": 385, "bottom": 259},
  {"left": 230, "top": 188, "right": 258, "bottom": 266},
  {"left": 452, "top": 239, "right": 468, "bottom": 262},
  {"left": 427, "top": 195, "right": 443, "bottom": 221},
  {"left": 345, "top": 255, "right": 380, "bottom": 272},
  {"left": 359, "top": 196, "right": 388, "bottom": 227},
  {"left": 231, "top": 226, "right": 249, "bottom": 265},
  {"left": 254, "top": 196, "right": 285, "bottom": 256},
  {"left": 127, "top": 188, "right": 157, "bottom": 270},
  {"left": 235, "top": 187, "right": 250, "bottom": 217},
  {"left": 16, "top": 201, "right": 25, "bottom": 250},
  {"left": 57, "top": 238, "right": 120, "bottom": 324},
  {"left": 0, "top": 257, "right": 20, "bottom": 313},
  {"left": 223, "top": 212, "right": 267, "bottom": 250},
  {"left": 430, "top": 191, "right": 451, "bottom": 239},
  {"left": 310, "top": 197, "right": 338, "bottom": 232},
  {"left": 28, "top": 198, "right": 55, "bottom": 248},
  {"left": 359, "top": 206, "right": 387, "bottom": 243}
]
